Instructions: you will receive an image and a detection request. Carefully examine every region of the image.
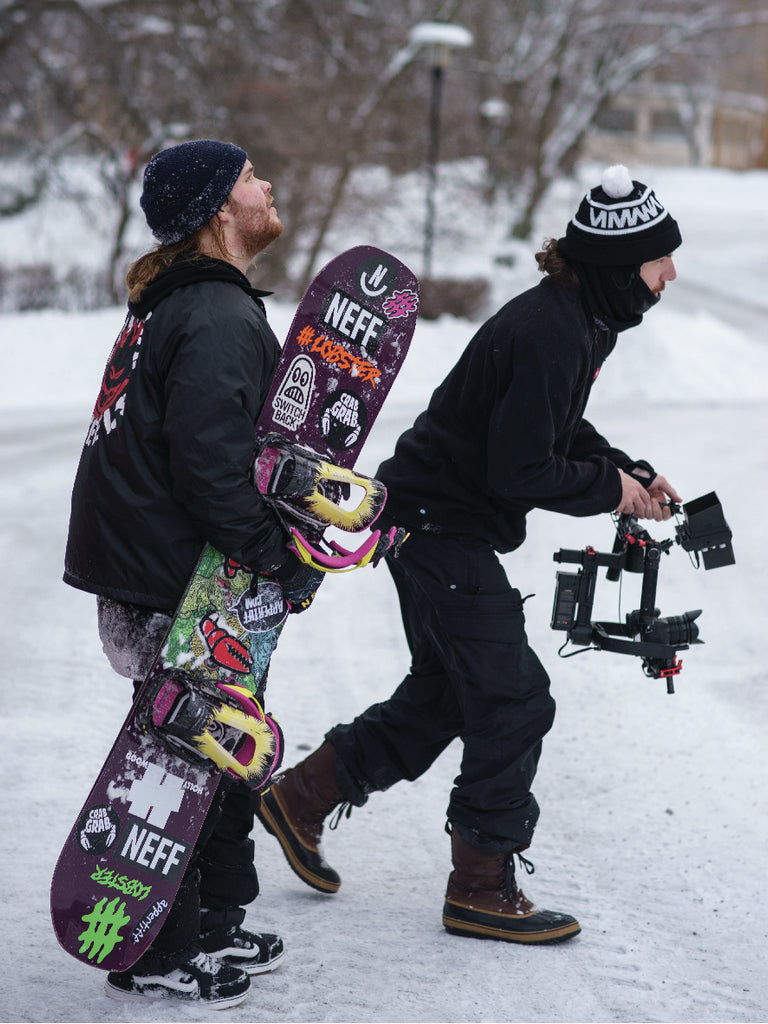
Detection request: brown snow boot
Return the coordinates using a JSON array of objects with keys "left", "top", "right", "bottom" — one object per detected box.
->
[
  {"left": 443, "top": 828, "right": 581, "bottom": 944},
  {"left": 255, "top": 741, "right": 346, "bottom": 894}
]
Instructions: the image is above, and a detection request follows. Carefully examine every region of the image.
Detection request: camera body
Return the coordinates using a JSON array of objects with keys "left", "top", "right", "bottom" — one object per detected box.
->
[{"left": 551, "top": 492, "right": 734, "bottom": 691}]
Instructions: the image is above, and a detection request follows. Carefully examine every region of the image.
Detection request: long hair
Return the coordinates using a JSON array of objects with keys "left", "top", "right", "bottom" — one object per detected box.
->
[
  {"left": 535, "top": 237, "right": 580, "bottom": 287},
  {"left": 126, "top": 217, "right": 234, "bottom": 303}
]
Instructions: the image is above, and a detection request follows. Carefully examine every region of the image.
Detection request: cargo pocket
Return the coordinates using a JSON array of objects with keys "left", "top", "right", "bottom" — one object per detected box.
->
[{"left": 436, "top": 586, "right": 547, "bottom": 701}]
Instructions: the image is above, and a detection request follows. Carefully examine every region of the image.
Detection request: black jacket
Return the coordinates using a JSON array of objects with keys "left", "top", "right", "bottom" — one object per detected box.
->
[
  {"left": 378, "top": 276, "right": 640, "bottom": 552},
  {"left": 64, "top": 258, "right": 286, "bottom": 610}
]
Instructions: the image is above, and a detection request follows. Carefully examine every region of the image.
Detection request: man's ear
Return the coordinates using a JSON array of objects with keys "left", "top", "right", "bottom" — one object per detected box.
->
[{"left": 215, "top": 202, "right": 232, "bottom": 224}]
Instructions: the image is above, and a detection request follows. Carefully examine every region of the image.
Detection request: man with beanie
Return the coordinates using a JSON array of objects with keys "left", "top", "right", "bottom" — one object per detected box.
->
[
  {"left": 255, "top": 165, "right": 682, "bottom": 944},
  {"left": 64, "top": 140, "right": 321, "bottom": 1006}
]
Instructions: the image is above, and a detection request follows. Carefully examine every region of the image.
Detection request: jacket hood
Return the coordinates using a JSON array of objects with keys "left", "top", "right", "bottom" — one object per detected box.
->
[{"left": 129, "top": 256, "right": 271, "bottom": 319}]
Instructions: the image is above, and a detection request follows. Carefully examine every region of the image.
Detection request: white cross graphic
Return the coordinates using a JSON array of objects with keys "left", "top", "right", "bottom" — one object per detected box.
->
[{"left": 126, "top": 763, "right": 185, "bottom": 829}]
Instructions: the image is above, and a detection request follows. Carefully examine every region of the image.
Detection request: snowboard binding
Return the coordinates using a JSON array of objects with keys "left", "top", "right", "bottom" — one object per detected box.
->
[
  {"left": 140, "top": 670, "right": 283, "bottom": 790},
  {"left": 252, "top": 432, "right": 386, "bottom": 534},
  {"left": 252, "top": 431, "right": 408, "bottom": 571}
]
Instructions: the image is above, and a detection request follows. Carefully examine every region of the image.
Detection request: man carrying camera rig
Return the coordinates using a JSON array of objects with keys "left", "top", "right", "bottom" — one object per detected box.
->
[{"left": 256, "top": 164, "right": 683, "bottom": 944}]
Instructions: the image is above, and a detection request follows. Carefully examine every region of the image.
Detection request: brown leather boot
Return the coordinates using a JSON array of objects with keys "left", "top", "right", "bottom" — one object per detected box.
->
[
  {"left": 255, "top": 741, "right": 345, "bottom": 893},
  {"left": 443, "top": 827, "right": 580, "bottom": 943}
]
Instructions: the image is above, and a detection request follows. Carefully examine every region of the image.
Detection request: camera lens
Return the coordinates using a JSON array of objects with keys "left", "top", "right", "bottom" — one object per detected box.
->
[{"left": 644, "top": 610, "right": 701, "bottom": 646}]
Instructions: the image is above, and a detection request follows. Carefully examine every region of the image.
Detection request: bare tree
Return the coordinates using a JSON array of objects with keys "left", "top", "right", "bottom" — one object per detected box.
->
[
  {"left": 1, "top": 0, "right": 767, "bottom": 308},
  {"left": 0, "top": 0, "right": 288, "bottom": 299},
  {"left": 469, "top": 0, "right": 768, "bottom": 238}
]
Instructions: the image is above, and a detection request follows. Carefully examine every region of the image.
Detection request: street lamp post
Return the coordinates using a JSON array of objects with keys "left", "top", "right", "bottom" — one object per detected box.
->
[
  {"left": 480, "top": 97, "right": 511, "bottom": 203},
  {"left": 408, "top": 21, "right": 473, "bottom": 279}
]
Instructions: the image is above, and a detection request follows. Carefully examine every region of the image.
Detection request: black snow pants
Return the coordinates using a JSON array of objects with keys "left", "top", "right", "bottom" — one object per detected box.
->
[{"left": 327, "top": 528, "right": 556, "bottom": 847}]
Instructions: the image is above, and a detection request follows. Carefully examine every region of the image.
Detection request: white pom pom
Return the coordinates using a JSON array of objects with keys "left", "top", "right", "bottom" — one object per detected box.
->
[{"left": 601, "top": 164, "right": 634, "bottom": 198}]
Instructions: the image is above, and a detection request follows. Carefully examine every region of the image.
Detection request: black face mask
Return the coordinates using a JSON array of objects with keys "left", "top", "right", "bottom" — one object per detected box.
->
[{"left": 574, "top": 263, "right": 659, "bottom": 332}]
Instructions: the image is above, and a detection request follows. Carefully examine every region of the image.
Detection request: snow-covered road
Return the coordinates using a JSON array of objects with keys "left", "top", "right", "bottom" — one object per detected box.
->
[{"left": 1, "top": 164, "right": 766, "bottom": 1023}]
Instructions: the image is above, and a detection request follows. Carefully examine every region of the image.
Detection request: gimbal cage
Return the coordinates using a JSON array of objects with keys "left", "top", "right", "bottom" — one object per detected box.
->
[{"left": 550, "top": 491, "right": 734, "bottom": 692}]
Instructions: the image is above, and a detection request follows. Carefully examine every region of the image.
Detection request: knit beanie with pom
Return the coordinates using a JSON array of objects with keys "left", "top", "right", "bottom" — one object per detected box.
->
[{"left": 558, "top": 165, "right": 681, "bottom": 266}]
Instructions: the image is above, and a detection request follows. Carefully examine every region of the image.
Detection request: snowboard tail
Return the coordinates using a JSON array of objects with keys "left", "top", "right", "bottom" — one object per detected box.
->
[{"left": 50, "top": 545, "right": 287, "bottom": 973}]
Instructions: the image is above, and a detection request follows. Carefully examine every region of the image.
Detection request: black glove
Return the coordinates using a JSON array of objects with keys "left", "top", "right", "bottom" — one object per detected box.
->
[
  {"left": 272, "top": 555, "right": 324, "bottom": 614},
  {"left": 626, "top": 459, "right": 656, "bottom": 486}
]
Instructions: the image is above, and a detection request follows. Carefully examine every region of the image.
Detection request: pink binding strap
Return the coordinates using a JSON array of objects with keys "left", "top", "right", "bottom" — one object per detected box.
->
[
  {"left": 329, "top": 526, "right": 399, "bottom": 559},
  {"left": 289, "top": 525, "right": 398, "bottom": 571}
]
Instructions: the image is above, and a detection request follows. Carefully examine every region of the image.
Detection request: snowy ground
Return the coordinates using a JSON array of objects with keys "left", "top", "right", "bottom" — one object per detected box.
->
[{"left": 0, "top": 165, "right": 767, "bottom": 1024}]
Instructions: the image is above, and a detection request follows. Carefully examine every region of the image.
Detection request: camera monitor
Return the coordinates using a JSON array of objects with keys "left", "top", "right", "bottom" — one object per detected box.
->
[{"left": 676, "top": 491, "right": 734, "bottom": 570}]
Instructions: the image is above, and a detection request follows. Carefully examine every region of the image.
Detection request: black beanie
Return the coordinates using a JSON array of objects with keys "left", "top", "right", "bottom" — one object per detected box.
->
[
  {"left": 140, "top": 140, "right": 247, "bottom": 245},
  {"left": 557, "top": 165, "right": 681, "bottom": 266}
]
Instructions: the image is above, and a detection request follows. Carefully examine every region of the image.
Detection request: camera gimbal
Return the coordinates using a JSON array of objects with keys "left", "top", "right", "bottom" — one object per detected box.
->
[{"left": 551, "top": 492, "right": 734, "bottom": 692}]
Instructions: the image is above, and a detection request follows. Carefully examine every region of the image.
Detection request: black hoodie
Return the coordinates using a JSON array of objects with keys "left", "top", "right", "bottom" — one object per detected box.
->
[
  {"left": 377, "top": 275, "right": 640, "bottom": 552},
  {"left": 64, "top": 257, "right": 286, "bottom": 610}
]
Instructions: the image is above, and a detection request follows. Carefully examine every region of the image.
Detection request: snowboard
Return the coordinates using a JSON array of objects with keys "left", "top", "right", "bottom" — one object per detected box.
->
[{"left": 50, "top": 246, "right": 419, "bottom": 972}]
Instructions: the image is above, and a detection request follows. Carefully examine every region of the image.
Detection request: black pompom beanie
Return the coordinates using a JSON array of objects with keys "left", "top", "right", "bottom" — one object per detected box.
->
[
  {"left": 558, "top": 165, "right": 681, "bottom": 266},
  {"left": 140, "top": 139, "right": 247, "bottom": 245}
]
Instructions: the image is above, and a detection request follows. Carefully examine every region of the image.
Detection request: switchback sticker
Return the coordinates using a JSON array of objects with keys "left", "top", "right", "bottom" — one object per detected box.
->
[{"left": 270, "top": 354, "right": 315, "bottom": 431}]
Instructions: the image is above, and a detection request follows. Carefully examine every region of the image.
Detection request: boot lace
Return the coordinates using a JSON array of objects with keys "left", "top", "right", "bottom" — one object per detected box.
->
[
  {"left": 328, "top": 801, "right": 353, "bottom": 830},
  {"left": 504, "top": 851, "right": 535, "bottom": 900}
]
